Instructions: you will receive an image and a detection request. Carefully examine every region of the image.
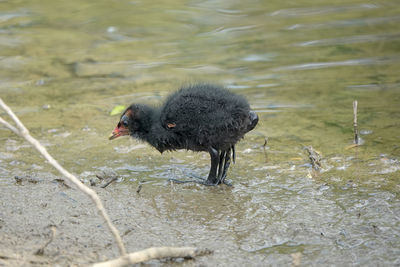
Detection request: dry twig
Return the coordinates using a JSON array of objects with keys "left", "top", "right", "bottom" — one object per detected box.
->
[
  {"left": 0, "top": 117, "right": 20, "bottom": 136},
  {"left": 262, "top": 136, "right": 268, "bottom": 161},
  {"left": 353, "top": 100, "right": 359, "bottom": 145},
  {"left": 35, "top": 226, "right": 57, "bottom": 255},
  {"left": 98, "top": 175, "right": 119, "bottom": 188},
  {"left": 92, "top": 247, "right": 212, "bottom": 267},
  {"left": 136, "top": 184, "right": 142, "bottom": 194}
]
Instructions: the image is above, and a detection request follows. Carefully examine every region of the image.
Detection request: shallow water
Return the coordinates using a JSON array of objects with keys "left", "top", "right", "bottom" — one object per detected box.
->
[{"left": 1, "top": 0, "right": 399, "bottom": 265}]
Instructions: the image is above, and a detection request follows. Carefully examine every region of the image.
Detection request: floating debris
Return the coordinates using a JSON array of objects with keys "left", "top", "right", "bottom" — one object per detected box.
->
[
  {"left": 304, "top": 146, "right": 322, "bottom": 171},
  {"left": 110, "top": 105, "right": 126, "bottom": 116}
]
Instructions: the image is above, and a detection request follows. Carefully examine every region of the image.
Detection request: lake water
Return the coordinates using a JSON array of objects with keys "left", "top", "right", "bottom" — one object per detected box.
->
[{"left": 1, "top": 0, "right": 399, "bottom": 265}]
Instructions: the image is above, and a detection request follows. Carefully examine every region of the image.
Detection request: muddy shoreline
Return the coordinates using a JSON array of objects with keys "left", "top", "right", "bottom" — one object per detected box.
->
[{"left": 0, "top": 175, "right": 246, "bottom": 266}]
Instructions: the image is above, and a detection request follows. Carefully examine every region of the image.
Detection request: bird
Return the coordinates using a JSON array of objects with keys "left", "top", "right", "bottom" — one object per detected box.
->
[{"left": 109, "top": 84, "right": 258, "bottom": 185}]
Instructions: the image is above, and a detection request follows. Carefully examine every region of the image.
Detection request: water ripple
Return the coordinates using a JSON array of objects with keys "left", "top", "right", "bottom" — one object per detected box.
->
[
  {"left": 199, "top": 25, "right": 258, "bottom": 36},
  {"left": 242, "top": 53, "right": 276, "bottom": 62},
  {"left": 287, "top": 16, "right": 400, "bottom": 30},
  {"left": 73, "top": 60, "right": 165, "bottom": 77},
  {"left": 0, "top": 36, "right": 22, "bottom": 47},
  {"left": 216, "top": 9, "right": 246, "bottom": 16},
  {"left": 0, "top": 10, "right": 29, "bottom": 23},
  {"left": 295, "top": 32, "right": 400, "bottom": 47},
  {"left": 270, "top": 4, "right": 379, "bottom": 17},
  {"left": 274, "top": 56, "right": 400, "bottom": 71},
  {"left": 347, "top": 83, "right": 400, "bottom": 91}
]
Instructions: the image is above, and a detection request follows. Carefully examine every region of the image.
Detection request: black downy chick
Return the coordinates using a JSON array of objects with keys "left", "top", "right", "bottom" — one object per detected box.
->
[{"left": 109, "top": 84, "right": 258, "bottom": 185}]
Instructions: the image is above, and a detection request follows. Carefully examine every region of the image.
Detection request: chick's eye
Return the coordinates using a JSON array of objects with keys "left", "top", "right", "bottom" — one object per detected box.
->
[{"left": 120, "top": 114, "right": 129, "bottom": 127}]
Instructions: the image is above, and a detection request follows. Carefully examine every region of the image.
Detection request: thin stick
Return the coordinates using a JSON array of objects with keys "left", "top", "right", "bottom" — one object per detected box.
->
[
  {"left": 35, "top": 226, "right": 57, "bottom": 255},
  {"left": 136, "top": 184, "right": 142, "bottom": 194},
  {"left": 100, "top": 176, "right": 118, "bottom": 188},
  {"left": 262, "top": 136, "right": 268, "bottom": 162},
  {"left": 0, "top": 98, "right": 126, "bottom": 256},
  {"left": 0, "top": 116, "right": 20, "bottom": 136},
  {"left": 353, "top": 100, "right": 359, "bottom": 145},
  {"left": 92, "top": 247, "right": 212, "bottom": 267}
]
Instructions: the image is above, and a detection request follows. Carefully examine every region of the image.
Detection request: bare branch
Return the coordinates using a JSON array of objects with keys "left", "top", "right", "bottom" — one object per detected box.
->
[
  {"left": 0, "top": 98, "right": 127, "bottom": 256},
  {"left": 353, "top": 100, "right": 359, "bottom": 145},
  {"left": 0, "top": 98, "right": 29, "bottom": 135},
  {"left": 0, "top": 116, "right": 20, "bottom": 136},
  {"left": 92, "top": 247, "right": 212, "bottom": 267}
]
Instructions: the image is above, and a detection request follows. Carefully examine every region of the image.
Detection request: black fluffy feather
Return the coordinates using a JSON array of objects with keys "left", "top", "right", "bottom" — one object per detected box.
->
[{"left": 114, "top": 84, "right": 258, "bottom": 185}]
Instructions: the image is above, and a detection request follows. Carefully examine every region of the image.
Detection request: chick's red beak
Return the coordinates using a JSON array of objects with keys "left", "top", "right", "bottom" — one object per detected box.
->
[{"left": 109, "top": 125, "right": 129, "bottom": 140}]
